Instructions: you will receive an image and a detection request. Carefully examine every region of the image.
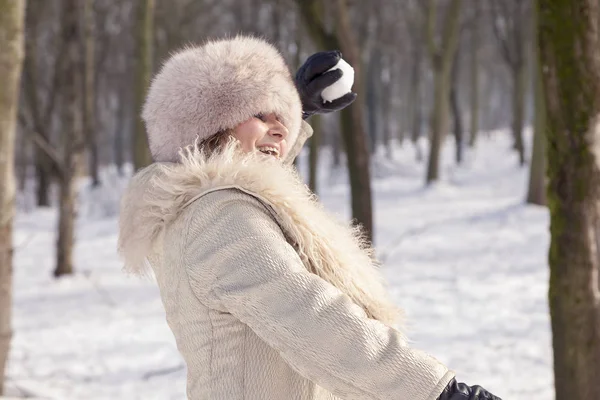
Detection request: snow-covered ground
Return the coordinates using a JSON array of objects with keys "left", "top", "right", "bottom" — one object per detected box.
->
[{"left": 6, "top": 128, "right": 553, "bottom": 399}]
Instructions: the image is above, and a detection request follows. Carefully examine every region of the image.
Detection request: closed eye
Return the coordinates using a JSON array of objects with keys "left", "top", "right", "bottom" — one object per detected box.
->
[{"left": 254, "top": 113, "right": 282, "bottom": 123}]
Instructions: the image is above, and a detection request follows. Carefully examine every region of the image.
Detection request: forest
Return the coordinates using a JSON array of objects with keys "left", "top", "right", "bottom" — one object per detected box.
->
[{"left": 1, "top": 1, "right": 599, "bottom": 399}]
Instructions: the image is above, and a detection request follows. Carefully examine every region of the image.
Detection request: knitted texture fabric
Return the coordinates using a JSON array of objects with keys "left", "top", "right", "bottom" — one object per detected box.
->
[{"left": 118, "top": 135, "right": 455, "bottom": 399}]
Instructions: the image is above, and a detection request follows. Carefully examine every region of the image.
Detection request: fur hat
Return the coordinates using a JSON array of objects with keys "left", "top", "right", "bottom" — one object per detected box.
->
[{"left": 142, "top": 35, "right": 303, "bottom": 162}]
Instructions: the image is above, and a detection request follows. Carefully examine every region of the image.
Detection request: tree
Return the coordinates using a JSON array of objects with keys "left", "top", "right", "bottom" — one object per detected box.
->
[
  {"left": 526, "top": 5, "right": 545, "bottom": 206},
  {"left": 308, "top": 115, "right": 322, "bottom": 195},
  {"left": 490, "top": 0, "right": 531, "bottom": 166},
  {"left": 538, "top": 1, "right": 600, "bottom": 399},
  {"left": 468, "top": 2, "right": 481, "bottom": 148},
  {"left": 0, "top": 0, "right": 26, "bottom": 393},
  {"left": 20, "top": 1, "right": 62, "bottom": 207},
  {"left": 133, "top": 0, "right": 154, "bottom": 170},
  {"left": 366, "top": 46, "right": 382, "bottom": 154},
  {"left": 54, "top": 0, "right": 85, "bottom": 277},
  {"left": 424, "top": 0, "right": 463, "bottom": 183},
  {"left": 449, "top": 47, "right": 464, "bottom": 164},
  {"left": 84, "top": 0, "right": 100, "bottom": 187},
  {"left": 400, "top": 0, "right": 426, "bottom": 161},
  {"left": 296, "top": 0, "right": 374, "bottom": 242}
]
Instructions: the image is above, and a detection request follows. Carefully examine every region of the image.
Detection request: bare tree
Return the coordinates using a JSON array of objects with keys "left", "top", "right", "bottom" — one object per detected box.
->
[
  {"left": 526, "top": 4, "right": 545, "bottom": 206},
  {"left": 0, "top": 0, "right": 26, "bottom": 393},
  {"left": 20, "top": 1, "right": 63, "bottom": 207},
  {"left": 424, "top": 0, "right": 463, "bottom": 184},
  {"left": 308, "top": 114, "right": 322, "bottom": 195},
  {"left": 449, "top": 46, "right": 464, "bottom": 164},
  {"left": 539, "top": 1, "right": 600, "bottom": 398},
  {"left": 399, "top": 0, "right": 426, "bottom": 161},
  {"left": 84, "top": 0, "right": 100, "bottom": 187},
  {"left": 296, "top": 0, "right": 374, "bottom": 241},
  {"left": 366, "top": 46, "right": 382, "bottom": 154},
  {"left": 468, "top": 2, "right": 481, "bottom": 147},
  {"left": 133, "top": 0, "right": 154, "bottom": 170},
  {"left": 490, "top": 0, "right": 531, "bottom": 166},
  {"left": 54, "top": 0, "right": 85, "bottom": 277},
  {"left": 380, "top": 53, "right": 394, "bottom": 159}
]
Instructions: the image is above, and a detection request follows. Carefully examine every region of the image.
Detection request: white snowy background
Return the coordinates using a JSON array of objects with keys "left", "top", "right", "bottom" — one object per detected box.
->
[{"left": 5, "top": 128, "right": 552, "bottom": 399}]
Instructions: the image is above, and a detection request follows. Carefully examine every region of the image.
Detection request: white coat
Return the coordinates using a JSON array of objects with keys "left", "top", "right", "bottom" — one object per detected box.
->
[{"left": 118, "top": 123, "right": 454, "bottom": 399}]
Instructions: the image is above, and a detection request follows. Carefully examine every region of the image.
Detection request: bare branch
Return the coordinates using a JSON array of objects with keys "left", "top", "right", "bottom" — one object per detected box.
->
[
  {"left": 22, "top": 54, "right": 42, "bottom": 131},
  {"left": 41, "top": 23, "right": 68, "bottom": 126},
  {"left": 18, "top": 113, "right": 65, "bottom": 181},
  {"left": 441, "top": 0, "right": 463, "bottom": 50},
  {"left": 490, "top": 0, "right": 515, "bottom": 67},
  {"left": 294, "top": 0, "right": 338, "bottom": 49},
  {"left": 425, "top": 0, "right": 439, "bottom": 62}
]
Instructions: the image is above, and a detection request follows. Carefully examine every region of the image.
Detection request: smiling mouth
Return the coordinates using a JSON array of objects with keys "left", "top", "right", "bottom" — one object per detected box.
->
[{"left": 257, "top": 146, "right": 280, "bottom": 158}]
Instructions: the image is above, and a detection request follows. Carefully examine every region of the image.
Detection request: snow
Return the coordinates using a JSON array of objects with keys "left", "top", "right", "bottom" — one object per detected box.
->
[
  {"left": 321, "top": 58, "right": 354, "bottom": 103},
  {"left": 6, "top": 128, "right": 553, "bottom": 399}
]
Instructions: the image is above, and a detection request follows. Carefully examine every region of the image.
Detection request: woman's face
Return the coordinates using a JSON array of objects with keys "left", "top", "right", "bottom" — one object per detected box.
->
[{"left": 232, "top": 112, "right": 289, "bottom": 160}]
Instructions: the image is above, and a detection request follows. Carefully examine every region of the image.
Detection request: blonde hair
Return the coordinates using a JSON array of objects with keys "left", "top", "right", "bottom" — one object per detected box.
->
[{"left": 198, "top": 129, "right": 234, "bottom": 155}]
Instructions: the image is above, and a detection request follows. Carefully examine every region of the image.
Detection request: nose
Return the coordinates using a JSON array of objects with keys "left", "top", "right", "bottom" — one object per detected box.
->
[{"left": 267, "top": 116, "right": 288, "bottom": 141}]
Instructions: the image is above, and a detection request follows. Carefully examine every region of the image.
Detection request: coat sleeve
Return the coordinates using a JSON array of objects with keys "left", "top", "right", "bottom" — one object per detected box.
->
[{"left": 183, "top": 189, "right": 454, "bottom": 400}]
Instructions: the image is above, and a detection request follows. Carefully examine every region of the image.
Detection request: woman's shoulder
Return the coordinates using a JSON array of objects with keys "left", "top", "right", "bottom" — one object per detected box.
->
[
  {"left": 179, "top": 187, "right": 290, "bottom": 255},
  {"left": 184, "top": 187, "right": 280, "bottom": 228},
  {"left": 190, "top": 186, "right": 271, "bottom": 209}
]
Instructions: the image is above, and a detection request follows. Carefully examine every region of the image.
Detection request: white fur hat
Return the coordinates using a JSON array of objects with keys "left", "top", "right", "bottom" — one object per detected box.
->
[{"left": 142, "top": 35, "right": 303, "bottom": 162}]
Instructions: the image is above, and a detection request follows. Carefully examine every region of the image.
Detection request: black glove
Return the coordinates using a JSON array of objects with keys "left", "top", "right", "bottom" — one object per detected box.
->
[
  {"left": 295, "top": 50, "right": 357, "bottom": 120},
  {"left": 437, "top": 378, "right": 502, "bottom": 400}
]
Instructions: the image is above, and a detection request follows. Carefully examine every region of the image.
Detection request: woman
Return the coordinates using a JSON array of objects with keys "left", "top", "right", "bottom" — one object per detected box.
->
[{"left": 118, "top": 35, "right": 500, "bottom": 400}]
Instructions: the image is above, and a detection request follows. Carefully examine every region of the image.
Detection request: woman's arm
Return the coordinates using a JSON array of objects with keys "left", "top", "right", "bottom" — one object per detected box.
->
[{"left": 183, "top": 188, "right": 454, "bottom": 400}]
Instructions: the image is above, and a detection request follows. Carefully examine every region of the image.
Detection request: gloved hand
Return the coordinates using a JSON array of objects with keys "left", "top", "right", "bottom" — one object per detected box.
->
[
  {"left": 295, "top": 50, "right": 357, "bottom": 120},
  {"left": 437, "top": 378, "right": 502, "bottom": 400}
]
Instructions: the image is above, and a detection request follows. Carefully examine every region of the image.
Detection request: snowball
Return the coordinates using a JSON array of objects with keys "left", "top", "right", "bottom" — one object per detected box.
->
[{"left": 321, "top": 58, "right": 354, "bottom": 103}]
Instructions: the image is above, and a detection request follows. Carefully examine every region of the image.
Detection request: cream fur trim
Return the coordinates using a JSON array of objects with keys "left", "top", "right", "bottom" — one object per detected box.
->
[{"left": 118, "top": 141, "right": 402, "bottom": 326}]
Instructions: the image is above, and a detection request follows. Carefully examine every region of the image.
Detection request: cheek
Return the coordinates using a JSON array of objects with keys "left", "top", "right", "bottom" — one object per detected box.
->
[
  {"left": 280, "top": 141, "right": 289, "bottom": 158},
  {"left": 232, "top": 120, "right": 265, "bottom": 151}
]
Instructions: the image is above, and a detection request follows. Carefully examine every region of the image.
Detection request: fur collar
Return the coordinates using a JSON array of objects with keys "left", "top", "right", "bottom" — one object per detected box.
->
[{"left": 118, "top": 140, "right": 402, "bottom": 327}]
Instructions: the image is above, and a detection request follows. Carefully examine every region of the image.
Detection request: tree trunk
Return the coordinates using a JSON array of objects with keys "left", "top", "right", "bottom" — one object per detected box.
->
[
  {"left": 54, "top": 0, "right": 83, "bottom": 278},
  {"left": 335, "top": 0, "right": 373, "bottom": 241},
  {"left": 84, "top": 0, "right": 99, "bottom": 187},
  {"left": 308, "top": 114, "right": 321, "bottom": 195},
  {"left": 23, "top": 7, "right": 53, "bottom": 206},
  {"left": 35, "top": 157, "right": 51, "bottom": 206},
  {"left": 425, "top": 0, "right": 463, "bottom": 184},
  {"left": 409, "top": 45, "right": 423, "bottom": 161},
  {"left": 538, "top": 1, "right": 600, "bottom": 399},
  {"left": 0, "top": 0, "right": 25, "bottom": 393},
  {"left": 426, "top": 66, "right": 449, "bottom": 182},
  {"left": 133, "top": 0, "right": 154, "bottom": 170},
  {"left": 381, "top": 55, "right": 392, "bottom": 159},
  {"left": 16, "top": 128, "right": 28, "bottom": 193},
  {"left": 366, "top": 48, "right": 381, "bottom": 155},
  {"left": 332, "top": 128, "right": 341, "bottom": 167},
  {"left": 526, "top": 8, "right": 546, "bottom": 206},
  {"left": 271, "top": 0, "right": 282, "bottom": 49},
  {"left": 512, "top": 62, "right": 526, "bottom": 166},
  {"left": 114, "top": 85, "right": 126, "bottom": 176},
  {"left": 450, "top": 57, "right": 464, "bottom": 165},
  {"left": 296, "top": 0, "right": 374, "bottom": 241},
  {"left": 468, "top": 2, "right": 480, "bottom": 148}
]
